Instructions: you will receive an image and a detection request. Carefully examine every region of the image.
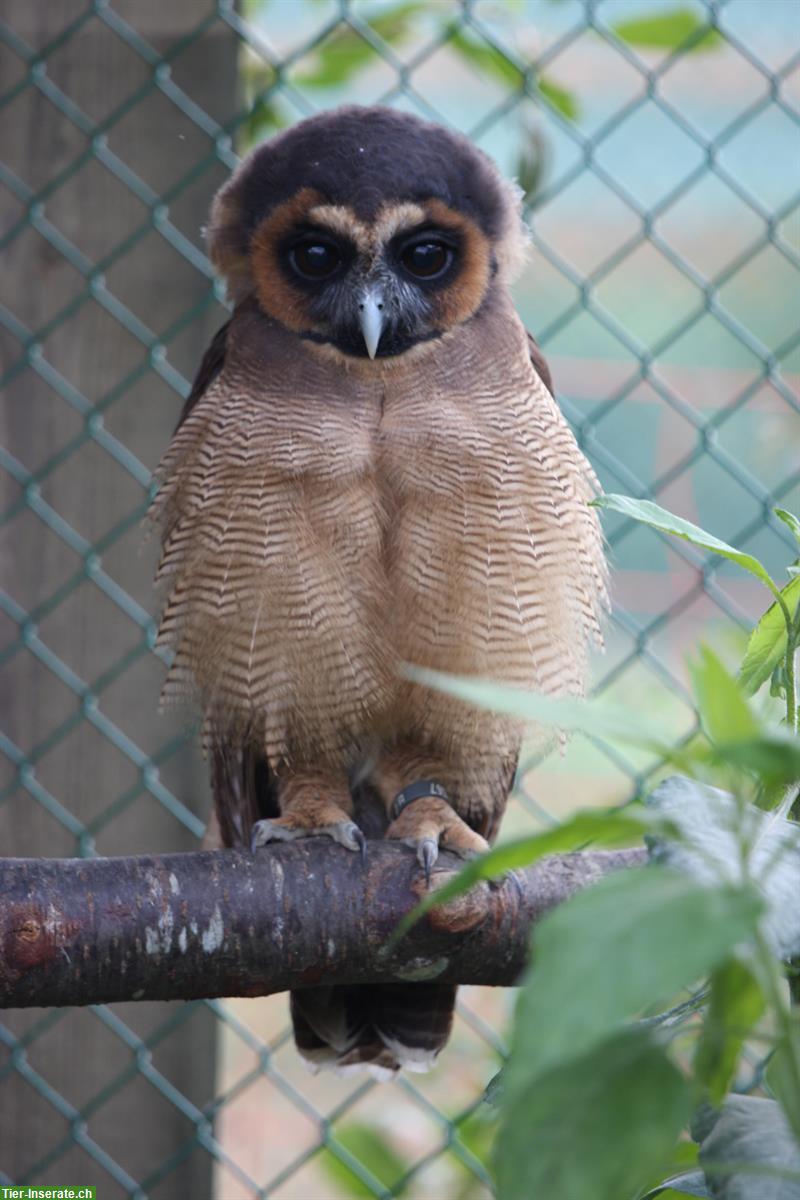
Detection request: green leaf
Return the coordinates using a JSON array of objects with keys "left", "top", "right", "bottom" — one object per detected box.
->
[
  {"left": 647, "top": 776, "right": 800, "bottom": 958},
  {"left": 452, "top": 1108, "right": 496, "bottom": 1179},
  {"left": 484, "top": 1068, "right": 504, "bottom": 1108},
  {"left": 403, "top": 663, "right": 676, "bottom": 749},
  {"left": 537, "top": 75, "right": 579, "bottom": 120},
  {"left": 320, "top": 1124, "right": 407, "bottom": 1198},
  {"left": 611, "top": 8, "right": 722, "bottom": 53},
  {"left": 297, "top": 3, "right": 422, "bottom": 89},
  {"left": 239, "top": 96, "right": 286, "bottom": 151},
  {"left": 642, "top": 1173, "right": 710, "bottom": 1198},
  {"left": 740, "top": 577, "right": 800, "bottom": 697},
  {"left": 690, "top": 646, "right": 760, "bottom": 744},
  {"left": 496, "top": 1029, "right": 690, "bottom": 1200},
  {"left": 604, "top": 1087, "right": 701, "bottom": 1196},
  {"left": 767, "top": 1019, "right": 800, "bottom": 1146},
  {"left": 402, "top": 664, "right": 705, "bottom": 785},
  {"left": 504, "top": 868, "right": 763, "bottom": 1104},
  {"left": 592, "top": 495, "right": 780, "bottom": 598},
  {"left": 694, "top": 956, "right": 765, "bottom": 1105},
  {"left": 515, "top": 125, "right": 547, "bottom": 201},
  {"left": 775, "top": 509, "right": 800, "bottom": 548},
  {"left": 698, "top": 1095, "right": 800, "bottom": 1198},
  {"left": 389, "top": 805, "right": 655, "bottom": 942},
  {"left": 446, "top": 27, "right": 524, "bottom": 88},
  {"left": 713, "top": 731, "right": 800, "bottom": 786}
]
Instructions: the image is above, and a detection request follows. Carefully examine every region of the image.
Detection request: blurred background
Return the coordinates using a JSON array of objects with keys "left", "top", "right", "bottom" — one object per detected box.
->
[{"left": 1, "top": 0, "right": 798, "bottom": 1196}]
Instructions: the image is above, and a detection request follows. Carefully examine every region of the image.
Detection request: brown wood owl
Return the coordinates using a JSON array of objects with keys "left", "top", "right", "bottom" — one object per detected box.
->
[{"left": 152, "top": 105, "right": 606, "bottom": 1077}]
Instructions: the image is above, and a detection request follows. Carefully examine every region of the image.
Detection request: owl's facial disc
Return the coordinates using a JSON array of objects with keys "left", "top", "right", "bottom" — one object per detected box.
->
[
  {"left": 280, "top": 224, "right": 461, "bottom": 359},
  {"left": 248, "top": 194, "right": 494, "bottom": 359},
  {"left": 357, "top": 230, "right": 466, "bottom": 357}
]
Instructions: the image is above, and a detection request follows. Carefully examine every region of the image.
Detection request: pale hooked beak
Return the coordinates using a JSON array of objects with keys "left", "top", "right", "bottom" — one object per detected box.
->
[{"left": 358, "top": 290, "right": 385, "bottom": 360}]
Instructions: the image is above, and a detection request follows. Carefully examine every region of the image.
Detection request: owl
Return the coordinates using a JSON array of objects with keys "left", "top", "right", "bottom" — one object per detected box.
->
[{"left": 152, "top": 106, "right": 606, "bottom": 1077}]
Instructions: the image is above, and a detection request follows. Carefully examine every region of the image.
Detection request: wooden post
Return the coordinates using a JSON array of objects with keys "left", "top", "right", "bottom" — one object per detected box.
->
[{"left": 0, "top": 3, "right": 240, "bottom": 1192}]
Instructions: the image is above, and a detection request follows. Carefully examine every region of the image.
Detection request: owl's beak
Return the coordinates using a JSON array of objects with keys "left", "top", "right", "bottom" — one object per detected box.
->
[{"left": 358, "top": 290, "right": 385, "bottom": 360}]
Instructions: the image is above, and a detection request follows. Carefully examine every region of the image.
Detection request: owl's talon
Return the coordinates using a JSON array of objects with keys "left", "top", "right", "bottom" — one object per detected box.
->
[
  {"left": 353, "top": 826, "right": 368, "bottom": 865},
  {"left": 250, "top": 815, "right": 366, "bottom": 855},
  {"left": 385, "top": 795, "right": 488, "bottom": 887},
  {"left": 251, "top": 819, "right": 273, "bottom": 852},
  {"left": 420, "top": 838, "right": 438, "bottom": 886},
  {"left": 333, "top": 820, "right": 364, "bottom": 854}
]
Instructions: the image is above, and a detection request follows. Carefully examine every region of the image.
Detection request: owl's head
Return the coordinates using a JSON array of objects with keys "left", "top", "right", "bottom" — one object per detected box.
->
[{"left": 208, "top": 106, "right": 528, "bottom": 360}]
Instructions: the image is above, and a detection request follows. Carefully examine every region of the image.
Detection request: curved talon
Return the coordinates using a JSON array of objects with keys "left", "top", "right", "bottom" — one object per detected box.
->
[
  {"left": 419, "top": 838, "right": 438, "bottom": 886},
  {"left": 251, "top": 819, "right": 270, "bottom": 852},
  {"left": 249, "top": 816, "right": 366, "bottom": 855},
  {"left": 385, "top": 795, "right": 489, "bottom": 885},
  {"left": 353, "top": 826, "right": 368, "bottom": 865},
  {"left": 334, "top": 821, "right": 362, "bottom": 854}
]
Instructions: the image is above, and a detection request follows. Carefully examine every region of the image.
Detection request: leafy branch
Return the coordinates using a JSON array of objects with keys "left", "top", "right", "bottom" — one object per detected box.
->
[
  {"left": 400, "top": 495, "right": 800, "bottom": 1200},
  {"left": 594, "top": 495, "right": 800, "bottom": 738}
]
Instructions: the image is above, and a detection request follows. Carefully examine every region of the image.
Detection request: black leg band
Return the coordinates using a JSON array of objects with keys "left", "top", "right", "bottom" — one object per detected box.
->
[{"left": 391, "top": 779, "right": 449, "bottom": 822}]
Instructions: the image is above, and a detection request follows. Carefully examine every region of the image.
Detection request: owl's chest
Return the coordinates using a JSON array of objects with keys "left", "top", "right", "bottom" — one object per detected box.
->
[
  {"left": 251, "top": 361, "right": 535, "bottom": 607},
  {"left": 269, "top": 371, "right": 518, "bottom": 511},
  {"left": 373, "top": 378, "right": 525, "bottom": 516},
  {"left": 282, "top": 369, "right": 526, "bottom": 538}
]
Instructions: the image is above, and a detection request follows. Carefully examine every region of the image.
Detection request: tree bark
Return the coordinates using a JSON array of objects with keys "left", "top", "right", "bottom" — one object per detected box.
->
[{"left": 0, "top": 843, "right": 648, "bottom": 1008}]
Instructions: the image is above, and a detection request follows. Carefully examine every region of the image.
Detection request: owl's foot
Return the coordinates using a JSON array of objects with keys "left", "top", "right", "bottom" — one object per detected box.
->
[
  {"left": 386, "top": 794, "right": 488, "bottom": 885},
  {"left": 251, "top": 781, "right": 365, "bottom": 860},
  {"left": 251, "top": 812, "right": 366, "bottom": 859}
]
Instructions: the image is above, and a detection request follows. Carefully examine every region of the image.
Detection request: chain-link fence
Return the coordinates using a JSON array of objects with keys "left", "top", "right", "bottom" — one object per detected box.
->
[{"left": 1, "top": 0, "right": 798, "bottom": 1196}]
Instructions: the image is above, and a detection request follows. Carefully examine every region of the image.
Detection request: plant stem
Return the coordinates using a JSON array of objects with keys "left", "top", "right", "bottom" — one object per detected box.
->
[
  {"left": 754, "top": 927, "right": 800, "bottom": 1113},
  {"left": 638, "top": 988, "right": 709, "bottom": 1028},
  {"left": 775, "top": 589, "right": 798, "bottom": 734},
  {"left": 785, "top": 636, "right": 797, "bottom": 736},
  {"left": 780, "top": 595, "right": 798, "bottom": 828}
]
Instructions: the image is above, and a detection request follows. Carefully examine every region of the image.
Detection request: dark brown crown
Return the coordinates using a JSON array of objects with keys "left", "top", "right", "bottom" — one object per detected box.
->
[{"left": 209, "top": 105, "right": 526, "bottom": 301}]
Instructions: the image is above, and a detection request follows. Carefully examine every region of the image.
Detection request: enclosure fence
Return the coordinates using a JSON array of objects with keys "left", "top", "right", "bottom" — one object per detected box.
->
[{"left": 1, "top": 1, "right": 799, "bottom": 1197}]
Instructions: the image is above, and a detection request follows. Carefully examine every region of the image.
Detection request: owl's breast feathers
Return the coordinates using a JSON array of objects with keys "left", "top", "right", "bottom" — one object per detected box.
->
[{"left": 152, "top": 296, "right": 606, "bottom": 768}]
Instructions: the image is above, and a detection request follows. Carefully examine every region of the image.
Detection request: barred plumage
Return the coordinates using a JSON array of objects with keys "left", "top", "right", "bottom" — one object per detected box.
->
[{"left": 151, "top": 105, "right": 607, "bottom": 1076}]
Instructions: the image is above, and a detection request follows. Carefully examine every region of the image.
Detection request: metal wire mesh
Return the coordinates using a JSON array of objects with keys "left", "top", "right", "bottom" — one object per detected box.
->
[{"left": 1, "top": 0, "right": 798, "bottom": 1196}]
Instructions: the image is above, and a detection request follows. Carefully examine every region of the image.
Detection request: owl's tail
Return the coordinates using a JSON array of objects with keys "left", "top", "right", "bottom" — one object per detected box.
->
[{"left": 290, "top": 982, "right": 457, "bottom": 1078}]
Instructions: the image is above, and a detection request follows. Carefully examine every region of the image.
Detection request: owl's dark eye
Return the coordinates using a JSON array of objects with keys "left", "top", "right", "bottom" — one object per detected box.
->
[
  {"left": 401, "top": 240, "right": 452, "bottom": 280},
  {"left": 290, "top": 240, "right": 342, "bottom": 281}
]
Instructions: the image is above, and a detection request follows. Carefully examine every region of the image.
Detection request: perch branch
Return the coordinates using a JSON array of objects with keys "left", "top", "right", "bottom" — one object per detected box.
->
[{"left": 0, "top": 841, "right": 647, "bottom": 1008}]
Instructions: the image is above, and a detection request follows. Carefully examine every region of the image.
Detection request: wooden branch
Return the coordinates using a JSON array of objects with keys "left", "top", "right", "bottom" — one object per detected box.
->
[{"left": 0, "top": 841, "right": 647, "bottom": 1008}]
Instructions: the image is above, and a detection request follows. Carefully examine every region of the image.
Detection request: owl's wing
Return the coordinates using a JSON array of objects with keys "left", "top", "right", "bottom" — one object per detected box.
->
[
  {"left": 170, "top": 315, "right": 279, "bottom": 849},
  {"left": 526, "top": 329, "right": 553, "bottom": 395},
  {"left": 525, "top": 324, "right": 607, "bottom": 654},
  {"left": 175, "top": 318, "right": 230, "bottom": 431},
  {"left": 209, "top": 736, "right": 278, "bottom": 850},
  {"left": 449, "top": 333, "right": 551, "bottom": 843}
]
